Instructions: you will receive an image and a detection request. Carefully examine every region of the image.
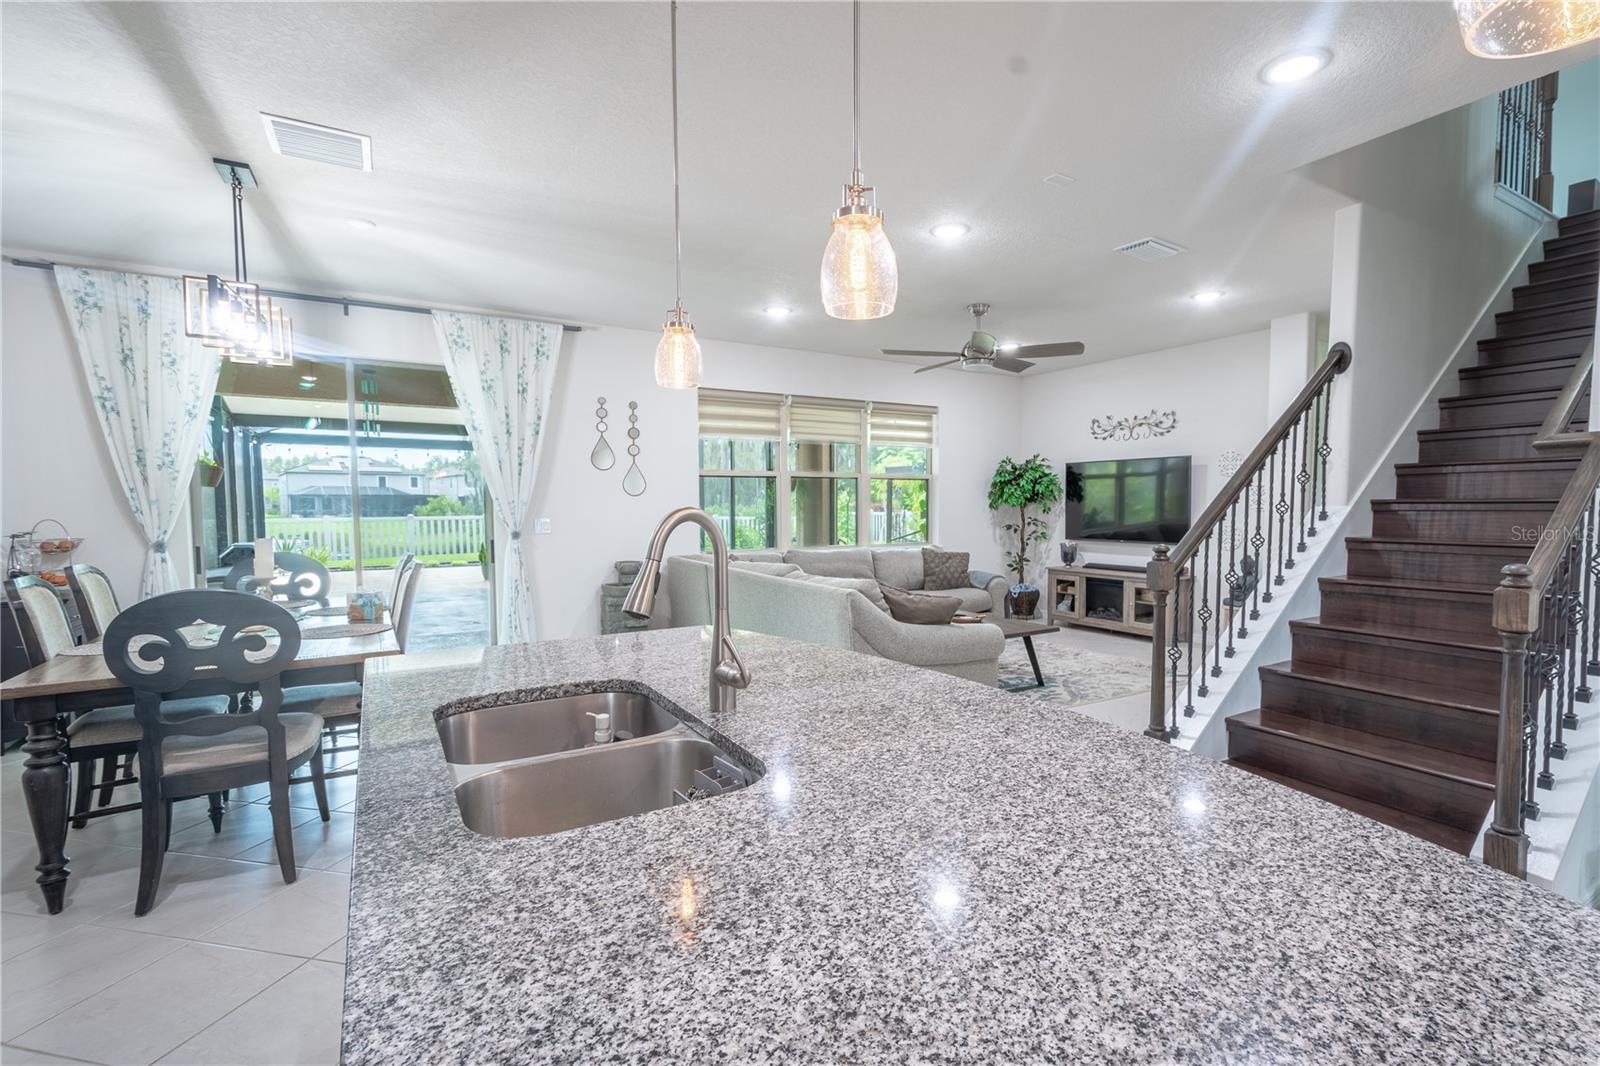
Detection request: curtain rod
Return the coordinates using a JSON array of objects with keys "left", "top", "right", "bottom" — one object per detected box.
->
[{"left": 7, "top": 257, "right": 584, "bottom": 333}]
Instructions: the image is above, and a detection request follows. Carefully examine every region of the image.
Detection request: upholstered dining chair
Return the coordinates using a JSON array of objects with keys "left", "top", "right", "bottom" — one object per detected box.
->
[
  {"left": 65, "top": 563, "right": 120, "bottom": 641},
  {"left": 281, "top": 559, "right": 425, "bottom": 781},
  {"left": 223, "top": 549, "right": 333, "bottom": 607},
  {"left": 103, "top": 590, "right": 330, "bottom": 915},
  {"left": 3, "top": 575, "right": 227, "bottom": 829},
  {"left": 390, "top": 551, "right": 415, "bottom": 610}
]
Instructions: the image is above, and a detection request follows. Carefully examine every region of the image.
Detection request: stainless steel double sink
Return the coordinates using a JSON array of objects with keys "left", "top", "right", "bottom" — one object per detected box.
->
[{"left": 437, "top": 690, "right": 761, "bottom": 838}]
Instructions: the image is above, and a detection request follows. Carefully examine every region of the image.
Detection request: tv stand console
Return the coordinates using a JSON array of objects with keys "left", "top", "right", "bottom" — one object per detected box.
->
[{"left": 1046, "top": 563, "right": 1190, "bottom": 640}]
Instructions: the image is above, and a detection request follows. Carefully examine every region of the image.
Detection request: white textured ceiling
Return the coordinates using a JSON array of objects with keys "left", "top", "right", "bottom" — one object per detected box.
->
[{"left": 2, "top": 2, "right": 1591, "bottom": 372}]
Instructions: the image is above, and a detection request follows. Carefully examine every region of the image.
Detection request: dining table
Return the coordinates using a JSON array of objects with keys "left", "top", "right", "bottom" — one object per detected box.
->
[{"left": 0, "top": 604, "right": 402, "bottom": 914}]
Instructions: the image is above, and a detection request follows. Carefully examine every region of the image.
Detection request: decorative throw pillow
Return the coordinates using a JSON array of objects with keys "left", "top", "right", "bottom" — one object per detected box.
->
[
  {"left": 880, "top": 585, "right": 962, "bottom": 625},
  {"left": 921, "top": 548, "right": 970, "bottom": 591}
]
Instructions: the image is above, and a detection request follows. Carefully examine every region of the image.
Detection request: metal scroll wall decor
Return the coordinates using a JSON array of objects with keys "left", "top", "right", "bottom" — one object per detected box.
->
[
  {"left": 1088, "top": 409, "right": 1178, "bottom": 442},
  {"left": 590, "top": 397, "right": 616, "bottom": 470},
  {"left": 621, "top": 401, "right": 647, "bottom": 496}
]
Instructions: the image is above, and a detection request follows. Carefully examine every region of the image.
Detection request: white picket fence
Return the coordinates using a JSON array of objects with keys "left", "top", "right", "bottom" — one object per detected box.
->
[{"left": 265, "top": 514, "right": 485, "bottom": 563}]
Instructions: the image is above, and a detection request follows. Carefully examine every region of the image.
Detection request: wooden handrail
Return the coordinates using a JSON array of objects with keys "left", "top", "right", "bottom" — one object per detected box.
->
[
  {"left": 1532, "top": 338, "right": 1594, "bottom": 450},
  {"left": 1160, "top": 343, "right": 1352, "bottom": 574}
]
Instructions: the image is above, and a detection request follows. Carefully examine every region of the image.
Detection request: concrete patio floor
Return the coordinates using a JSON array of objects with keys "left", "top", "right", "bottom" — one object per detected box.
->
[{"left": 328, "top": 564, "right": 489, "bottom": 651}]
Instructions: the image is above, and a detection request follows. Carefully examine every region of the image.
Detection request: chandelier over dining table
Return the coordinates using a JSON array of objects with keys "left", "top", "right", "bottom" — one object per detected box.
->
[{"left": 183, "top": 159, "right": 295, "bottom": 367}]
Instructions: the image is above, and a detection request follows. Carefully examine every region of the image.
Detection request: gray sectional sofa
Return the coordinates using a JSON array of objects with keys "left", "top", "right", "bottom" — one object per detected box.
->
[{"left": 663, "top": 547, "right": 1009, "bottom": 685}]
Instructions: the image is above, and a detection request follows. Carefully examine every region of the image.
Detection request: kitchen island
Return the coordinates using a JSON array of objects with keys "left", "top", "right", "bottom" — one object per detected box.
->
[{"left": 343, "top": 627, "right": 1600, "bottom": 1064}]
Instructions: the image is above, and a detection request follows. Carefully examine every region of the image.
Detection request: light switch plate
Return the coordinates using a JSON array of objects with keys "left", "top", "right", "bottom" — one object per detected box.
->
[{"left": 534, "top": 518, "right": 552, "bottom": 535}]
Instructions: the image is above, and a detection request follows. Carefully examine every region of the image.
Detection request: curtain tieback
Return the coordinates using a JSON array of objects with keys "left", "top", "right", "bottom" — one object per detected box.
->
[
  {"left": 151, "top": 539, "right": 168, "bottom": 552},
  {"left": 508, "top": 530, "right": 522, "bottom": 542}
]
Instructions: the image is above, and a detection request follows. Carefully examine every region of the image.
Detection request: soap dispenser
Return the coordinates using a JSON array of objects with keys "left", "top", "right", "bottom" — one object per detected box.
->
[{"left": 586, "top": 711, "right": 614, "bottom": 746}]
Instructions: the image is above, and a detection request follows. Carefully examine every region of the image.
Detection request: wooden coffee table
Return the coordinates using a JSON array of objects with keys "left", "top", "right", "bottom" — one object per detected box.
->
[{"left": 991, "top": 617, "right": 1061, "bottom": 687}]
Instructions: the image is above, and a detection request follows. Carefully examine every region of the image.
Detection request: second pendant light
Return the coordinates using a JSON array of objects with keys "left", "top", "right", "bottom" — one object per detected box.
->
[
  {"left": 820, "top": 0, "right": 898, "bottom": 320},
  {"left": 654, "top": 0, "right": 703, "bottom": 389}
]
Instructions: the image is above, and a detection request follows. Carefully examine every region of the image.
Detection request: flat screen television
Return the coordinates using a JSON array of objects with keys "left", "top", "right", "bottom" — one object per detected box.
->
[{"left": 1063, "top": 456, "right": 1192, "bottom": 544}]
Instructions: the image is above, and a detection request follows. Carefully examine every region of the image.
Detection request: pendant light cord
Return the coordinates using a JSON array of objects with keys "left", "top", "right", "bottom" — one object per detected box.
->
[
  {"left": 670, "top": 0, "right": 683, "bottom": 313},
  {"left": 231, "top": 171, "right": 248, "bottom": 284},
  {"left": 851, "top": 0, "right": 861, "bottom": 183}
]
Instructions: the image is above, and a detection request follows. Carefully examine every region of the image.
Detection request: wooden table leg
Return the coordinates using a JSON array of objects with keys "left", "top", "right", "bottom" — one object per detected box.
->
[
  {"left": 19, "top": 699, "right": 70, "bottom": 913},
  {"left": 1023, "top": 636, "right": 1045, "bottom": 688}
]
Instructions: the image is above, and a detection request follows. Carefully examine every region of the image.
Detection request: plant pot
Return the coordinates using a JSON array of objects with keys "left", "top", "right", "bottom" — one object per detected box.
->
[
  {"left": 1007, "top": 585, "right": 1041, "bottom": 619},
  {"left": 197, "top": 461, "right": 223, "bottom": 489}
]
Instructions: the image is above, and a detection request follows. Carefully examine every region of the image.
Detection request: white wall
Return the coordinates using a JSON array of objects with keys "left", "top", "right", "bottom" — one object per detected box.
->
[
  {"left": 0, "top": 263, "right": 194, "bottom": 605},
  {"left": 0, "top": 262, "right": 1020, "bottom": 638},
  {"left": 528, "top": 325, "right": 1020, "bottom": 639},
  {"left": 1551, "top": 55, "right": 1600, "bottom": 217},
  {"left": 1015, "top": 330, "right": 1273, "bottom": 568},
  {"left": 1301, "top": 93, "right": 1551, "bottom": 505}
]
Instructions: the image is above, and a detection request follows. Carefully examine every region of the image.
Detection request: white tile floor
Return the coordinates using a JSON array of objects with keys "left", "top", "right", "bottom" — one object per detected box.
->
[
  {"left": 0, "top": 636, "right": 1143, "bottom": 1066},
  {"left": 0, "top": 647, "right": 486, "bottom": 1066}
]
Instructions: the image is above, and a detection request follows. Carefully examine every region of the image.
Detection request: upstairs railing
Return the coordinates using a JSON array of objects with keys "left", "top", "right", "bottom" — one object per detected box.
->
[
  {"left": 1496, "top": 73, "right": 1560, "bottom": 211},
  {"left": 1485, "top": 340, "right": 1596, "bottom": 879},
  {"left": 1145, "top": 343, "right": 1353, "bottom": 741}
]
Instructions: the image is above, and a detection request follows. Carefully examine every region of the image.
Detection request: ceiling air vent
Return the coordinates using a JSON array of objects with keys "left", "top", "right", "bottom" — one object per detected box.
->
[
  {"left": 260, "top": 113, "right": 372, "bottom": 171},
  {"left": 1113, "top": 237, "right": 1186, "bottom": 262}
]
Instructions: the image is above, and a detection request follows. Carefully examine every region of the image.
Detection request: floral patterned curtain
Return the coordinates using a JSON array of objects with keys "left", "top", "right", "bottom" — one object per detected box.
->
[
  {"left": 53, "top": 267, "right": 221, "bottom": 599},
  {"left": 432, "top": 311, "right": 562, "bottom": 643}
]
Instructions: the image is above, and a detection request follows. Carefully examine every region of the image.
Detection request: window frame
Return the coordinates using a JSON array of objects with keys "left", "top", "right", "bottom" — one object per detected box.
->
[{"left": 696, "top": 392, "right": 936, "bottom": 550}]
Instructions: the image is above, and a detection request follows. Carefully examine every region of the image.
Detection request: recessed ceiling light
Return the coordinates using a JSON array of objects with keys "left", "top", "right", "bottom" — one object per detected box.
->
[
  {"left": 1261, "top": 49, "right": 1330, "bottom": 85},
  {"left": 346, "top": 217, "right": 377, "bottom": 229},
  {"left": 763, "top": 306, "right": 793, "bottom": 319},
  {"left": 1190, "top": 289, "right": 1226, "bottom": 305},
  {"left": 930, "top": 222, "right": 970, "bottom": 240}
]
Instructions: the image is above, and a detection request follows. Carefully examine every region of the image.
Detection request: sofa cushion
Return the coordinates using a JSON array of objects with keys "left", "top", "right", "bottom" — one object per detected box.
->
[
  {"left": 871, "top": 547, "right": 926, "bottom": 590},
  {"left": 939, "top": 585, "right": 994, "bottom": 613},
  {"left": 795, "top": 573, "right": 889, "bottom": 612},
  {"left": 921, "top": 548, "right": 970, "bottom": 590},
  {"left": 785, "top": 547, "right": 875, "bottom": 580},
  {"left": 880, "top": 586, "right": 962, "bottom": 625},
  {"left": 731, "top": 561, "right": 802, "bottom": 577},
  {"left": 731, "top": 550, "right": 786, "bottom": 564}
]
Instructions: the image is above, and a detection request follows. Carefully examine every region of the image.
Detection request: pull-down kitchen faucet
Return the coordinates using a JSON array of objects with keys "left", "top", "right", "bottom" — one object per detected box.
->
[{"left": 622, "top": 506, "right": 750, "bottom": 712}]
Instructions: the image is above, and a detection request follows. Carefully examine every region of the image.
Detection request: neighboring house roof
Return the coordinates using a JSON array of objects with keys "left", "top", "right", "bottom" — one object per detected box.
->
[
  {"left": 288, "top": 483, "right": 423, "bottom": 498},
  {"left": 280, "top": 458, "right": 415, "bottom": 476}
]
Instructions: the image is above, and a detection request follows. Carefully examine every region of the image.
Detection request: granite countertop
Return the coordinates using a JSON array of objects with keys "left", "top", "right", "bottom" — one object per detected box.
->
[{"left": 342, "top": 627, "right": 1600, "bottom": 1064}]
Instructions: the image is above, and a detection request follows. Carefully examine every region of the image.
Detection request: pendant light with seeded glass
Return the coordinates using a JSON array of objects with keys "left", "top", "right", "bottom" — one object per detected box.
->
[
  {"left": 820, "top": 0, "right": 898, "bottom": 320},
  {"left": 654, "top": 0, "right": 703, "bottom": 389}
]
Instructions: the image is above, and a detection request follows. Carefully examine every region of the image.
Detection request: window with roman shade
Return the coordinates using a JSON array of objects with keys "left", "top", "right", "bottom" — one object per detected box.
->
[{"left": 696, "top": 390, "right": 936, "bottom": 549}]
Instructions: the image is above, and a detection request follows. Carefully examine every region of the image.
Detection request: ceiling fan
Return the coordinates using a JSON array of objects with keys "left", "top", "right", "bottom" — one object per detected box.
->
[{"left": 883, "top": 303, "right": 1086, "bottom": 374}]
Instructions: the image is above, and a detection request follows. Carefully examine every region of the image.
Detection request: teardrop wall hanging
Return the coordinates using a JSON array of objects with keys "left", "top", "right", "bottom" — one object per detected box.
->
[
  {"left": 622, "top": 401, "right": 648, "bottom": 496},
  {"left": 590, "top": 396, "right": 616, "bottom": 470}
]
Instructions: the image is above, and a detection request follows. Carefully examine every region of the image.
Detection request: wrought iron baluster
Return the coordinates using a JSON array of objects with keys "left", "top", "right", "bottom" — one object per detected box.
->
[
  {"left": 1196, "top": 534, "right": 1212, "bottom": 697},
  {"left": 1560, "top": 527, "right": 1581, "bottom": 732},
  {"left": 1295, "top": 411, "right": 1310, "bottom": 554},
  {"left": 1583, "top": 493, "right": 1599, "bottom": 696},
  {"left": 1225, "top": 498, "right": 1240, "bottom": 655},
  {"left": 1537, "top": 580, "right": 1558, "bottom": 792},
  {"left": 1212, "top": 517, "right": 1224, "bottom": 678},
  {"left": 1183, "top": 560, "right": 1196, "bottom": 717},
  {"left": 1263, "top": 439, "right": 1277, "bottom": 603},
  {"left": 1167, "top": 604, "right": 1182, "bottom": 731},
  {"left": 1236, "top": 483, "right": 1251, "bottom": 639},
  {"left": 1316, "top": 381, "right": 1332, "bottom": 524},
  {"left": 1275, "top": 432, "right": 1290, "bottom": 585},
  {"left": 1284, "top": 419, "right": 1299, "bottom": 571},
  {"left": 1250, "top": 465, "right": 1265, "bottom": 621}
]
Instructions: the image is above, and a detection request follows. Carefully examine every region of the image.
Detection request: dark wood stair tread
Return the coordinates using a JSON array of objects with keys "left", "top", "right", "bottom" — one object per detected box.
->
[
  {"left": 1319, "top": 575, "right": 1494, "bottom": 599},
  {"left": 1291, "top": 617, "right": 1500, "bottom": 656},
  {"left": 1229, "top": 708, "right": 1496, "bottom": 788},
  {"left": 1393, "top": 456, "right": 1578, "bottom": 471},
  {"left": 1258, "top": 658, "right": 1499, "bottom": 715},
  {"left": 1224, "top": 759, "right": 1480, "bottom": 854}
]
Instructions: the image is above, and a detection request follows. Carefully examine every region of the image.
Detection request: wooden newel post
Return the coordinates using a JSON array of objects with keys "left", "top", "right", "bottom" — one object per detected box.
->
[
  {"left": 1485, "top": 563, "right": 1535, "bottom": 878},
  {"left": 1145, "top": 545, "right": 1177, "bottom": 741},
  {"left": 1534, "top": 73, "right": 1559, "bottom": 211}
]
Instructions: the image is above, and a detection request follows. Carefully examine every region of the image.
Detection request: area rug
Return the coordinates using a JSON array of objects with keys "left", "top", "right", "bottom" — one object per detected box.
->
[{"left": 996, "top": 641, "right": 1150, "bottom": 706}]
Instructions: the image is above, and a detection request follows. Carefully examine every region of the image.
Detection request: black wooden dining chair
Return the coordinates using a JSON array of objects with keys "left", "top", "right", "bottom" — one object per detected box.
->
[
  {"left": 4, "top": 575, "right": 228, "bottom": 830},
  {"left": 103, "top": 590, "right": 330, "bottom": 915},
  {"left": 223, "top": 549, "right": 333, "bottom": 606}
]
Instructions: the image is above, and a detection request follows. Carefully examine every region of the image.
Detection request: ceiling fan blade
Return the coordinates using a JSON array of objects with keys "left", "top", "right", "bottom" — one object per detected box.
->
[
  {"left": 1013, "top": 341, "right": 1085, "bottom": 359},
  {"left": 991, "top": 356, "right": 1036, "bottom": 373},
  {"left": 882, "top": 349, "right": 964, "bottom": 358},
  {"left": 913, "top": 358, "right": 964, "bottom": 374}
]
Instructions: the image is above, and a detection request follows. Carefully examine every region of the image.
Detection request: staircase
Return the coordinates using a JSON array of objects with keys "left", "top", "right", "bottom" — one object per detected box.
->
[{"left": 1226, "top": 207, "right": 1600, "bottom": 853}]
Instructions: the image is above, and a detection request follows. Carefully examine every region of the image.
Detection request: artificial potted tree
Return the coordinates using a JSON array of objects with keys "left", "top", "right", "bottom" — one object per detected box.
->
[{"left": 988, "top": 454, "right": 1074, "bottom": 618}]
